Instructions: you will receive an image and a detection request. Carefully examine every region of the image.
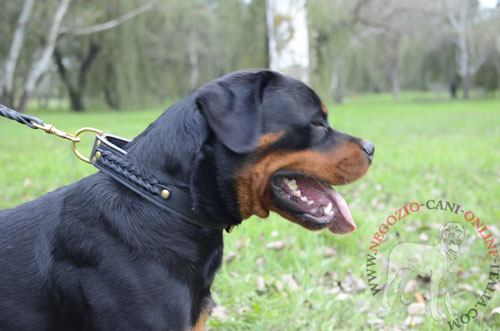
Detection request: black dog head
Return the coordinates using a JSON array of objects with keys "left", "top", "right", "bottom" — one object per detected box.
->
[
  {"left": 129, "top": 70, "right": 373, "bottom": 234},
  {"left": 192, "top": 70, "right": 373, "bottom": 234}
]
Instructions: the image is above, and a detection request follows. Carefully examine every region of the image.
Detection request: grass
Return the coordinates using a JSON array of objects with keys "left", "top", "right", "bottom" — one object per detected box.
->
[{"left": 1, "top": 92, "right": 499, "bottom": 330}]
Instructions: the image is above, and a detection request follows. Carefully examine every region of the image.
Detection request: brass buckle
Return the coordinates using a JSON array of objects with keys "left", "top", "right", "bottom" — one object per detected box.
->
[{"left": 71, "top": 127, "right": 104, "bottom": 164}]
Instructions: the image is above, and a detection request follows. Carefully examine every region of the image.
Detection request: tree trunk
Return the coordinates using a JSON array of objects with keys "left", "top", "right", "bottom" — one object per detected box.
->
[
  {"left": 1, "top": 0, "right": 35, "bottom": 107},
  {"left": 450, "top": 80, "right": 458, "bottom": 99},
  {"left": 330, "top": 60, "right": 344, "bottom": 104},
  {"left": 389, "top": 36, "right": 400, "bottom": 101},
  {"left": 54, "top": 43, "right": 100, "bottom": 111},
  {"left": 18, "top": 0, "right": 71, "bottom": 112},
  {"left": 188, "top": 29, "right": 199, "bottom": 94},
  {"left": 463, "top": 74, "right": 470, "bottom": 100},
  {"left": 266, "top": 0, "right": 310, "bottom": 83},
  {"left": 391, "top": 60, "right": 399, "bottom": 101},
  {"left": 104, "top": 88, "right": 120, "bottom": 110},
  {"left": 76, "top": 43, "right": 100, "bottom": 109}
]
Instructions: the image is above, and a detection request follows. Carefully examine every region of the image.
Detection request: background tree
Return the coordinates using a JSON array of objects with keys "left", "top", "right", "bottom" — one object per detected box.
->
[
  {"left": 0, "top": 0, "right": 35, "bottom": 108},
  {"left": 0, "top": 0, "right": 498, "bottom": 111},
  {"left": 266, "top": 0, "right": 310, "bottom": 83}
]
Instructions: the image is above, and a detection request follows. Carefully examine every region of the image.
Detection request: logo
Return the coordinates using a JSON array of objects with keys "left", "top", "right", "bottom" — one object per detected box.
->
[{"left": 365, "top": 199, "right": 499, "bottom": 329}]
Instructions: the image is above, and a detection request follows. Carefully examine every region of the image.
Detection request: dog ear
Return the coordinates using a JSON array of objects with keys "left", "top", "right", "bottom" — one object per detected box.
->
[
  {"left": 461, "top": 223, "right": 470, "bottom": 238},
  {"left": 439, "top": 224, "right": 446, "bottom": 237},
  {"left": 195, "top": 71, "right": 272, "bottom": 154}
]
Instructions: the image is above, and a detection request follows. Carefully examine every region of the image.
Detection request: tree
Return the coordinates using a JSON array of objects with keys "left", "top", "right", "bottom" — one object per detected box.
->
[
  {"left": 266, "top": 0, "right": 310, "bottom": 83},
  {"left": 12, "top": 0, "right": 155, "bottom": 112},
  {"left": 17, "top": 0, "right": 71, "bottom": 112},
  {"left": 350, "top": 0, "right": 426, "bottom": 100},
  {"left": 54, "top": 0, "right": 155, "bottom": 111},
  {"left": 0, "top": 0, "right": 35, "bottom": 107},
  {"left": 444, "top": 0, "right": 498, "bottom": 99}
]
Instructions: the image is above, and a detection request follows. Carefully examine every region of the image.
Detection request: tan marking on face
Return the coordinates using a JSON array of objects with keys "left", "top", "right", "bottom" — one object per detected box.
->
[
  {"left": 257, "top": 131, "right": 284, "bottom": 149},
  {"left": 321, "top": 103, "right": 328, "bottom": 115},
  {"left": 236, "top": 141, "right": 370, "bottom": 220}
]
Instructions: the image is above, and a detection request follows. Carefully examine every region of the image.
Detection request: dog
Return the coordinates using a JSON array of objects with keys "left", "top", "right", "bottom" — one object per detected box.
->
[
  {"left": 381, "top": 222, "right": 468, "bottom": 320},
  {"left": 0, "top": 70, "right": 373, "bottom": 330}
]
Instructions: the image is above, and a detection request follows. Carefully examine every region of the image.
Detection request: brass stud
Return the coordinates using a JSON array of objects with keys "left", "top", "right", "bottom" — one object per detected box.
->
[
  {"left": 95, "top": 151, "right": 101, "bottom": 159},
  {"left": 161, "top": 189, "right": 170, "bottom": 199},
  {"left": 92, "top": 156, "right": 96, "bottom": 162},
  {"left": 96, "top": 140, "right": 101, "bottom": 147}
]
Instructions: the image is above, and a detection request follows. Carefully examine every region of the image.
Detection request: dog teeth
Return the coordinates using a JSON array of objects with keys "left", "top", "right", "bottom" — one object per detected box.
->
[
  {"left": 284, "top": 178, "right": 298, "bottom": 191},
  {"left": 324, "top": 202, "right": 332, "bottom": 215},
  {"left": 292, "top": 190, "right": 301, "bottom": 197},
  {"left": 307, "top": 200, "right": 314, "bottom": 205},
  {"left": 300, "top": 196, "right": 308, "bottom": 202}
]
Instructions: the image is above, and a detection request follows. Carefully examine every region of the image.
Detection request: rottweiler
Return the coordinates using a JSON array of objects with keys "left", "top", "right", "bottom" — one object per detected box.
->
[{"left": 0, "top": 70, "right": 373, "bottom": 330}]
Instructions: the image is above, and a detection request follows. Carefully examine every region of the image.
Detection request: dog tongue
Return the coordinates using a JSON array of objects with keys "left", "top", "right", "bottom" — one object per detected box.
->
[{"left": 327, "top": 189, "right": 356, "bottom": 234}]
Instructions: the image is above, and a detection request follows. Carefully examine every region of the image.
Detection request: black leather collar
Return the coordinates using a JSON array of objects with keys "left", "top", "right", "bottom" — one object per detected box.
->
[{"left": 89, "top": 133, "right": 233, "bottom": 232}]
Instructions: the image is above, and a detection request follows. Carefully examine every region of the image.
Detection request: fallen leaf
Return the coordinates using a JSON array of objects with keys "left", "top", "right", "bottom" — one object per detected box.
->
[
  {"left": 266, "top": 241, "right": 286, "bottom": 250},
  {"left": 418, "top": 232, "right": 429, "bottom": 242},
  {"left": 489, "top": 225, "right": 500, "bottom": 239},
  {"left": 458, "top": 283, "right": 483, "bottom": 296},
  {"left": 489, "top": 307, "right": 500, "bottom": 319},
  {"left": 340, "top": 272, "right": 366, "bottom": 293},
  {"left": 457, "top": 269, "right": 471, "bottom": 280},
  {"left": 408, "top": 302, "right": 426, "bottom": 315},
  {"left": 282, "top": 274, "right": 299, "bottom": 291},
  {"left": 256, "top": 257, "right": 264, "bottom": 266},
  {"left": 404, "top": 279, "right": 419, "bottom": 293},
  {"left": 256, "top": 276, "right": 266, "bottom": 292},
  {"left": 324, "top": 247, "right": 338, "bottom": 258},
  {"left": 336, "top": 293, "right": 351, "bottom": 301},
  {"left": 405, "top": 316, "right": 425, "bottom": 326},
  {"left": 229, "top": 271, "right": 240, "bottom": 278},
  {"left": 323, "top": 287, "right": 340, "bottom": 295},
  {"left": 236, "top": 237, "right": 247, "bottom": 250},
  {"left": 211, "top": 305, "right": 228, "bottom": 321},
  {"left": 225, "top": 252, "right": 237, "bottom": 263},
  {"left": 414, "top": 292, "right": 425, "bottom": 304},
  {"left": 366, "top": 318, "right": 384, "bottom": 327},
  {"left": 237, "top": 306, "right": 251, "bottom": 315}
]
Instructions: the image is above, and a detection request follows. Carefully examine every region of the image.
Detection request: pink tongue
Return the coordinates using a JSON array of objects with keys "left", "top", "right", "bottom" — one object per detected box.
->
[
  {"left": 327, "top": 189, "right": 356, "bottom": 234},
  {"left": 284, "top": 176, "right": 356, "bottom": 234}
]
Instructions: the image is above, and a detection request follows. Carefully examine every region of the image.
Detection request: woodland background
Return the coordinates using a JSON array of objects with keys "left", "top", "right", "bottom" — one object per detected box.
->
[{"left": 1, "top": 0, "right": 499, "bottom": 112}]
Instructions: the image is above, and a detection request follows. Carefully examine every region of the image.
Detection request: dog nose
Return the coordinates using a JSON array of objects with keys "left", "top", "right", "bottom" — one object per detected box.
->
[{"left": 361, "top": 140, "right": 375, "bottom": 162}]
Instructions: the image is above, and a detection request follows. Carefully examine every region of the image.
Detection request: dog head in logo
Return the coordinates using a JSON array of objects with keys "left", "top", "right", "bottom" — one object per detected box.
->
[{"left": 440, "top": 222, "right": 468, "bottom": 255}]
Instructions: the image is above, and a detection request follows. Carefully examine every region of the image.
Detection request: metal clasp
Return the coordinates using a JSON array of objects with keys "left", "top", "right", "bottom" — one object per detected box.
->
[
  {"left": 32, "top": 123, "right": 80, "bottom": 142},
  {"left": 71, "top": 127, "right": 104, "bottom": 164}
]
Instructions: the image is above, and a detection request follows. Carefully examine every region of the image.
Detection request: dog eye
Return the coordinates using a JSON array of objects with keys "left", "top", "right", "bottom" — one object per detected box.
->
[{"left": 311, "top": 121, "right": 328, "bottom": 133}]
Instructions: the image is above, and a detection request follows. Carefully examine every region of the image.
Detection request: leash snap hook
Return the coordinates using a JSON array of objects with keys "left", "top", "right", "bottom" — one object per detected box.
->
[
  {"left": 72, "top": 127, "right": 104, "bottom": 164},
  {"left": 32, "top": 123, "right": 81, "bottom": 142}
]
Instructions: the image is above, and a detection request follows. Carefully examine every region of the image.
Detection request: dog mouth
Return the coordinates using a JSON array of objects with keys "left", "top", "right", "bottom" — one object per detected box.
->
[{"left": 269, "top": 170, "right": 355, "bottom": 234}]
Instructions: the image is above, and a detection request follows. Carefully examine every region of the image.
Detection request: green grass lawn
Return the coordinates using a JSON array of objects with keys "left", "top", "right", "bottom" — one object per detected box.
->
[{"left": 1, "top": 93, "right": 499, "bottom": 330}]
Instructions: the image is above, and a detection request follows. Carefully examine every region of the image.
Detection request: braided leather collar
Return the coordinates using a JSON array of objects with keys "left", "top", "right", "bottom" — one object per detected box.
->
[{"left": 89, "top": 133, "right": 233, "bottom": 232}]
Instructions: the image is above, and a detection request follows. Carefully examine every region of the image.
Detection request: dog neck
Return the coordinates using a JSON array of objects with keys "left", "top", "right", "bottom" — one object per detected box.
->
[
  {"left": 440, "top": 240, "right": 459, "bottom": 261},
  {"left": 123, "top": 97, "right": 242, "bottom": 229}
]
